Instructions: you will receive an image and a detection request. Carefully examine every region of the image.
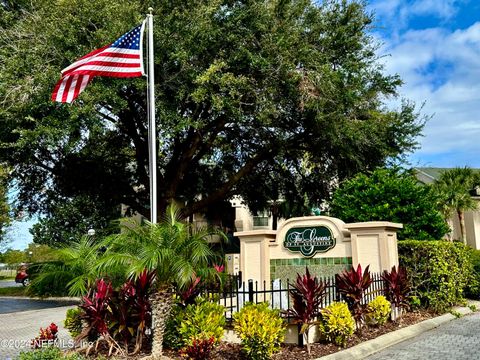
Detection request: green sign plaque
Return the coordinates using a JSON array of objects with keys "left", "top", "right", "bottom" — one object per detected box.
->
[{"left": 284, "top": 226, "right": 336, "bottom": 257}]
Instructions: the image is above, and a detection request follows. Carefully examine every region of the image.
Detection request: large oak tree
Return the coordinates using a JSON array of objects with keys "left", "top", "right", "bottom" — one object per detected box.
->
[{"left": 0, "top": 0, "right": 424, "bottom": 244}]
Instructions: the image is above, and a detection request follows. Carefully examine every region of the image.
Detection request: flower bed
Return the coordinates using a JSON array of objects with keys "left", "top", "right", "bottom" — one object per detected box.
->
[{"left": 162, "top": 310, "right": 434, "bottom": 360}]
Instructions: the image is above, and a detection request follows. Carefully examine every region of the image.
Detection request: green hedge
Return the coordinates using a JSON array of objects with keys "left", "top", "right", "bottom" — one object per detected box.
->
[{"left": 398, "top": 240, "right": 474, "bottom": 313}]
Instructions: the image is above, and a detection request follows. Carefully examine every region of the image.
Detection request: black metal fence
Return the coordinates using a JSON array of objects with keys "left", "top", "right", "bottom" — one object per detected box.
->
[{"left": 199, "top": 271, "right": 386, "bottom": 322}]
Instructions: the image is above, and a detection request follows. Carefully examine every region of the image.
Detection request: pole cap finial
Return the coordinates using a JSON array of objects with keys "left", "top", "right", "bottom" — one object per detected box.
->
[{"left": 148, "top": 7, "right": 154, "bottom": 14}]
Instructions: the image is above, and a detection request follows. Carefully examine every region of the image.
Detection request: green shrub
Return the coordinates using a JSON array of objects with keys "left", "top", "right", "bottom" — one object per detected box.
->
[
  {"left": 399, "top": 240, "right": 475, "bottom": 312},
  {"left": 465, "top": 249, "right": 480, "bottom": 299},
  {"left": 164, "top": 302, "right": 184, "bottom": 350},
  {"left": 320, "top": 302, "right": 355, "bottom": 347},
  {"left": 27, "top": 261, "right": 74, "bottom": 297},
  {"left": 329, "top": 168, "right": 449, "bottom": 240},
  {"left": 179, "top": 297, "right": 225, "bottom": 345},
  {"left": 64, "top": 308, "right": 83, "bottom": 338},
  {"left": 233, "top": 302, "right": 286, "bottom": 360},
  {"left": 366, "top": 296, "right": 391, "bottom": 326},
  {"left": 18, "top": 347, "right": 86, "bottom": 360}
]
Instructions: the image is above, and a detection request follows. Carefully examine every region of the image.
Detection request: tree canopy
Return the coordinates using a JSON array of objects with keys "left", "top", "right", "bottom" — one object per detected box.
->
[
  {"left": 329, "top": 168, "right": 449, "bottom": 240},
  {"left": 0, "top": 0, "right": 424, "bottom": 243}
]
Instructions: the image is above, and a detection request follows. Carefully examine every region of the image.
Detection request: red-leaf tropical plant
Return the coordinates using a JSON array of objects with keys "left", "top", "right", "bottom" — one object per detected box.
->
[
  {"left": 381, "top": 265, "right": 410, "bottom": 311},
  {"left": 285, "top": 267, "right": 327, "bottom": 355},
  {"left": 129, "top": 269, "right": 155, "bottom": 353},
  {"left": 95, "top": 205, "right": 223, "bottom": 359},
  {"left": 77, "top": 278, "right": 124, "bottom": 356},
  {"left": 108, "top": 269, "right": 155, "bottom": 354},
  {"left": 179, "top": 337, "right": 216, "bottom": 360},
  {"left": 31, "top": 323, "right": 58, "bottom": 349},
  {"left": 335, "top": 264, "right": 372, "bottom": 325}
]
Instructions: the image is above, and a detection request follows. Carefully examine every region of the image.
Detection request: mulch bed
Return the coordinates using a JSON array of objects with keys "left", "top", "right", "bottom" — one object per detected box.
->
[{"left": 163, "top": 310, "right": 435, "bottom": 359}]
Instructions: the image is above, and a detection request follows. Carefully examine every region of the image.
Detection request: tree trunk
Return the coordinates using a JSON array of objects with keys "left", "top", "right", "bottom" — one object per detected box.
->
[
  {"left": 150, "top": 290, "right": 173, "bottom": 359},
  {"left": 458, "top": 210, "right": 467, "bottom": 245}
]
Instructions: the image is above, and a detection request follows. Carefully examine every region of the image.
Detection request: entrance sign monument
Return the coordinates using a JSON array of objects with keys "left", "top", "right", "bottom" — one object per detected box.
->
[
  {"left": 235, "top": 216, "right": 402, "bottom": 287},
  {"left": 284, "top": 225, "right": 336, "bottom": 257}
]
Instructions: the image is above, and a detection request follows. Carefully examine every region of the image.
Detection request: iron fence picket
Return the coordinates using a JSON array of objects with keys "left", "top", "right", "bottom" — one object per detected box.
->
[{"left": 198, "top": 271, "right": 386, "bottom": 322}]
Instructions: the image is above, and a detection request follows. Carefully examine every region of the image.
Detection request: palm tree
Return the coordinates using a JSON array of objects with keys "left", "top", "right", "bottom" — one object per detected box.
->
[
  {"left": 29, "top": 235, "right": 109, "bottom": 297},
  {"left": 433, "top": 167, "right": 479, "bottom": 244},
  {"left": 96, "top": 206, "right": 221, "bottom": 359}
]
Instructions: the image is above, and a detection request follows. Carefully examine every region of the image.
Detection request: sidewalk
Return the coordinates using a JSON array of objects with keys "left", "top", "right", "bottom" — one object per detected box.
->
[{"left": 0, "top": 305, "right": 74, "bottom": 360}]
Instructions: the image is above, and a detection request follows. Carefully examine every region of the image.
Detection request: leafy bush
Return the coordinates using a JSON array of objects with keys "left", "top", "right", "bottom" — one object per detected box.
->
[
  {"left": 381, "top": 265, "right": 410, "bottom": 310},
  {"left": 179, "top": 297, "right": 225, "bottom": 346},
  {"left": 18, "top": 347, "right": 86, "bottom": 360},
  {"left": 330, "top": 168, "right": 449, "bottom": 240},
  {"left": 399, "top": 240, "right": 475, "bottom": 312},
  {"left": 285, "top": 267, "right": 327, "bottom": 354},
  {"left": 180, "top": 337, "right": 216, "bottom": 360},
  {"left": 233, "top": 302, "right": 286, "bottom": 360},
  {"left": 465, "top": 249, "right": 480, "bottom": 299},
  {"left": 27, "top": 261, "right": 74, "bottom": 297},
  {"left": 335, "top": 264, "right": 372, "bottom": 323},
  {"left": 366, "top": 296, "right": 391, "bottom": 326},
  {"left": 320, "top": 302, "right": 355, "bottom": 347},
  {"left": 64, "top": 308, "right": 83, "bottom": 338}
]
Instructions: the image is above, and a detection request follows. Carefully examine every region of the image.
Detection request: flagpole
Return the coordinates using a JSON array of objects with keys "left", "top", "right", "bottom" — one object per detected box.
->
[{"left": 147, "top": 8, "right": 157, "bottom": 224}]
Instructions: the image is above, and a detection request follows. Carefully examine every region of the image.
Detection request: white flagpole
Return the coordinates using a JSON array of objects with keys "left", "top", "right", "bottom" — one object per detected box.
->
[{"left": 147, "top": 8, "right": 157, "bottom": 224}]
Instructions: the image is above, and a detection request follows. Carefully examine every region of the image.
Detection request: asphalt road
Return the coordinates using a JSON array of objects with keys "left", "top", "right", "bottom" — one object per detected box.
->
[{"left": 0, "top": 297, "right": 77, "bottom": 314}]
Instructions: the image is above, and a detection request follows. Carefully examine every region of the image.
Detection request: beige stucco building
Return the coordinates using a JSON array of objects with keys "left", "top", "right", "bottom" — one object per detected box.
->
[{"left": 415, "top": 167, "right": 480, "bottom": 249}]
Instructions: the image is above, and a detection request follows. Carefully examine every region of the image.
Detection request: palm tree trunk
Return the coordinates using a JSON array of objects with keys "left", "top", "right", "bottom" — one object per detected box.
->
[
  {"left": 458, "top": 210, "right": 467, "bottom": 245},
  {"left": 150, "top": 290, "right": 173, "bottom": 359}
]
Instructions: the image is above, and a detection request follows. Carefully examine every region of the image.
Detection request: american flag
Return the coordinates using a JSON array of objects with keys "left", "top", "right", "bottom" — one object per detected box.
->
[{"left": 52, "top": 23, "right": 145, "bottom": 103}]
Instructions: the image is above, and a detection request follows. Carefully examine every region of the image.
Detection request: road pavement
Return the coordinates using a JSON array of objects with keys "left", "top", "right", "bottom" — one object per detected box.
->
[
  {"left": 366, "top": 311, "right": 480, "bottom": 360},
  {"left": 0, "top": 297, "right": 76, "bottom": 314}
]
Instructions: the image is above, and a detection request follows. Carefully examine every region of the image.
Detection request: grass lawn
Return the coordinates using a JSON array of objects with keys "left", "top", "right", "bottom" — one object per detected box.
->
[{"left": 0, "top": 286, "right": 27, "bottom": 296}]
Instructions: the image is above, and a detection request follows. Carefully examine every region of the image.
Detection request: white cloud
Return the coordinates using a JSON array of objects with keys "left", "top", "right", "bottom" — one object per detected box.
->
[{"left": 379, "top": 21, "right": 480, "bottom": 166}]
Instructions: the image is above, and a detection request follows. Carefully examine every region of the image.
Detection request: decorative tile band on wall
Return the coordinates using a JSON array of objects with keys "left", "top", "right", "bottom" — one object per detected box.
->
[{"left": 270, "top": 257, "right": 352, "bottom": 284}]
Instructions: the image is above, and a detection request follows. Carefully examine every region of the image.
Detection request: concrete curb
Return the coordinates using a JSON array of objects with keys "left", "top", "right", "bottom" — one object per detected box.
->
[{"left": 316, "top": 303, "right": 478, "bottom": 360}]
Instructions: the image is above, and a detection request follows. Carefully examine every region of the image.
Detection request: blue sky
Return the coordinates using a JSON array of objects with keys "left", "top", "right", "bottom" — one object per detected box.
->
[
  {"left": 5, "top": 0, "right": 480, "bottom": 250},
  {"left": 368, "top": 0, "right": 480, "bottom": 167}
]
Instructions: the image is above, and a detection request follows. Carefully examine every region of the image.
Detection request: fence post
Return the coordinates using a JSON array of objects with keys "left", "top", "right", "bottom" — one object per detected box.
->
[
  {"left": 248, "top": 279, "right": 254, "bottom": 303},
  {"left": 297, "top": 324, "right": 304, "bottom": 347},
  {"left": 334, "top": 275, "right": 341, "bottom": 302}
]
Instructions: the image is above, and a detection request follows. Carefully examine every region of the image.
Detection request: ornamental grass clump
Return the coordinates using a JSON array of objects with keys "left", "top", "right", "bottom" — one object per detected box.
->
[
  {"left": 233, "top": 302, "right": 286, "bottom": 360},
  {"left": 366, "top": 296, "right": 391, "bottom": 326},
  {"left": 320, "top": 302, "right": 355, "bottom": 347}
]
